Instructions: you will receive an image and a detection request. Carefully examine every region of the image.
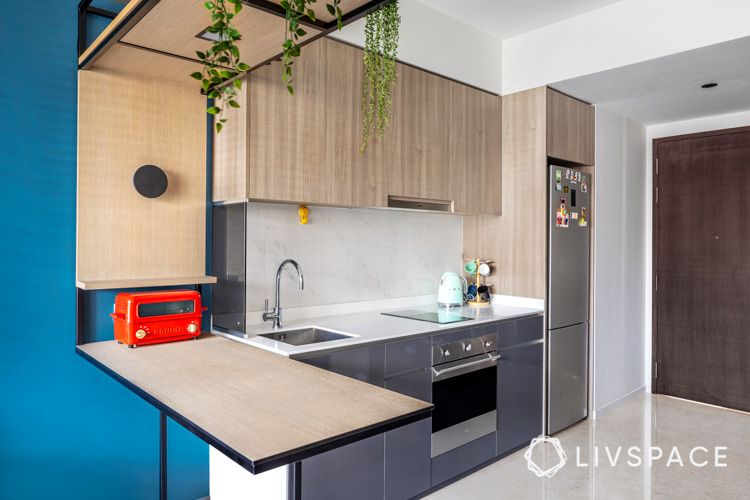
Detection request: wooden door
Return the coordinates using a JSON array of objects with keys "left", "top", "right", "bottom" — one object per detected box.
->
[{"left": 654, "top": 126, "right": 750, "bottom": 412}]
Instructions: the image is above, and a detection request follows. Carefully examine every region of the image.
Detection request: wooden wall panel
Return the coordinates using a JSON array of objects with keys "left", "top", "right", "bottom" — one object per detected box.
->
[
  {"left": 546, "top": 88, "right": 595, "bottom": 165},
  {"left": 77, "top": 70, "right": 207, "bottom": 283},
  {"left": 463, "top": 87, "right": 547, "bottom": 299}
]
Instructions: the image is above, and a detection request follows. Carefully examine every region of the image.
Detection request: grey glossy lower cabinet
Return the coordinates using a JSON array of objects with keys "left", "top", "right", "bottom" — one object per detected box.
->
[
  {"left": 298, "top": 315, "right": 543, "bottom": 499},
  {"left": 301, "top": 433, "right": 385, "bottom": 500},
  {"left": 497, "top": 340, "right": 544, "bottom": 455},
  {"left": 385, "top": 418, "right": 432, "bottom": 499}
]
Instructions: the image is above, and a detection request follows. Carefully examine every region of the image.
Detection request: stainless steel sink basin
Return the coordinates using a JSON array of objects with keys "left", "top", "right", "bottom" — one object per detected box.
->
[{"left": 257, "top": 327, "right": 353, "bottom": 346}]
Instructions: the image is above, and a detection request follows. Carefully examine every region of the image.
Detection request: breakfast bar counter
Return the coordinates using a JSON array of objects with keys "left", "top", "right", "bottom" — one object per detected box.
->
[{"left": 76, "top": 335, "right": 432, "bottom": 475}]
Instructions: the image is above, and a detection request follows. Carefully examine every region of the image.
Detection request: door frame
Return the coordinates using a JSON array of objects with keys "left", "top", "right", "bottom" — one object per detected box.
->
[{"left": 651, "top": 125, "right": 750, "bottom": 394}]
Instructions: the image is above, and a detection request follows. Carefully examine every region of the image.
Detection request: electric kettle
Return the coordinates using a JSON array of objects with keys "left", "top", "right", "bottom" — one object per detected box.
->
[{"left": 438, "top": 272, "right": 466, "bottom": 307}]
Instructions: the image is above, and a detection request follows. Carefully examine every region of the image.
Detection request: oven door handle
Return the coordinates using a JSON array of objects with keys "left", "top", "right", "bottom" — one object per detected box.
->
[{"left": 431, "top": 353, "right": 501, "bottom": 380}]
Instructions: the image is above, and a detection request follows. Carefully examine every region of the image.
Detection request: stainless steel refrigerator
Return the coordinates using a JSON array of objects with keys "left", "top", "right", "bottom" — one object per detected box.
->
[{"left": 547, "top": 165, "right": 590, "bottom": 434}]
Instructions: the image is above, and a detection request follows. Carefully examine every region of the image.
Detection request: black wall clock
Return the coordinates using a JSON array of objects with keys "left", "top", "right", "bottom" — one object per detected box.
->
[{"left": 133, "top": 165, "right": 168, "bottom": 198}]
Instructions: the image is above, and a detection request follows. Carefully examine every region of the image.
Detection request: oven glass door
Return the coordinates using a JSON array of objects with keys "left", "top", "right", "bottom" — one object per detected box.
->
[
  {"left": 431, "top": 363, "right": 497, "bottom": 457},
  {"left": 432, "top": 365, "right": 497, "bottom": 432}
]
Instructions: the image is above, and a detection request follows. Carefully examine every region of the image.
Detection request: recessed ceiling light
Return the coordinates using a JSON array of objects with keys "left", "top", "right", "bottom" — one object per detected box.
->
[
  {"left": 701, "top": 82, "right": 718, "bottom": 89},
  {"left": 196, "top": 28, "right": 228, "bottom": 42}
]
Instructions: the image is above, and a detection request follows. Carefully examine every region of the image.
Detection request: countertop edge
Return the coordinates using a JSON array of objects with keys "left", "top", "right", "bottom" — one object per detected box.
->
[{"left": 75, "top": 345, "right": 432, "bottom": 475}]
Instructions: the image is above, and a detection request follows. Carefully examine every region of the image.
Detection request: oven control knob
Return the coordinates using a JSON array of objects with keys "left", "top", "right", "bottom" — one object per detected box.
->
[
  {"left": 464, "top": 343, "right": 472, "bottom": 352},
  {"left": 443, "top": 349, "right": 450, "bottom": 357},
  {"left": 484, "top": 340, "right": 493, "bottom": 348},
  {"left": 187, "top": 323, "right": 198, "bottom": 334},
  {"left": 135, "top": 329, "right": 147, "bottom": 339}
]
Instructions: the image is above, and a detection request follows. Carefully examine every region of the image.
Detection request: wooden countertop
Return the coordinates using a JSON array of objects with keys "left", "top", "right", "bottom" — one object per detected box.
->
[{"left": 77, "top": 335, "right": 432, "bottom": 474}]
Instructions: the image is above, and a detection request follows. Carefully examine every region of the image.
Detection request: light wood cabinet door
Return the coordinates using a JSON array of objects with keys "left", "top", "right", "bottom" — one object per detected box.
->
[
  {"left": 546, "top": 88, "right": 594, "bottom": 165},
  {"left": 387, "top": 64, "right": 453, "bottom": 203},
  {"left": 324, "top": 40, "right": 387, "bottom": 207},
  {"left": 247, "top": 41, "right": 330, "bottom": 205},
  {"left": 452, "top": 84, "right": 502, "bottom": 215}
]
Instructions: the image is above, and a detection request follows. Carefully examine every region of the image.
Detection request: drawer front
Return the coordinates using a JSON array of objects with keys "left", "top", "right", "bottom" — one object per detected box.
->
[
  {"left": 497, "top": 316, "right": 543, "bottom": 350},
  {"left": 385, "top": 336, "right": 431, "bottom": 379},
  {"left": 303, "top": 344, "right": 385, "bottom": 387}
]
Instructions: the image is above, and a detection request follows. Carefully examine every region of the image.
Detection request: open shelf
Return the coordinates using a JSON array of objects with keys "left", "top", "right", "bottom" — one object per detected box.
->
[
  {"left": 78, "top": 0, "right": 389, "bottom": 86},
  {"left": 76, "top": 275, "right": 217, "bottom": 291}
]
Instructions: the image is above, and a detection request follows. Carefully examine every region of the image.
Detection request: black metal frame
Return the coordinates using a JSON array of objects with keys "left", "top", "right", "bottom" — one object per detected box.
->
[{"left": 77, "top": 0, "right": 119, "bottom": 57}]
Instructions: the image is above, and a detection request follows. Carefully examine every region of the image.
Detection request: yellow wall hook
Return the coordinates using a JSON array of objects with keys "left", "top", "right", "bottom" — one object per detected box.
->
[{"left": 298, "top": 205, "right": 309, "bottom": 225}]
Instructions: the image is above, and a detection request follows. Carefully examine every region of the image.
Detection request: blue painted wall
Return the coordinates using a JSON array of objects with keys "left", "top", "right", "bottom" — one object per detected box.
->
[{"left": 0, "top": 2, "right": 209, "bottom": 498}]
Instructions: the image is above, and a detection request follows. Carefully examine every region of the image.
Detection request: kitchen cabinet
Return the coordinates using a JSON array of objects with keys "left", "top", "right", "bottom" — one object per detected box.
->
[
  {"left": 497, "top": 319, "right": 544, "bottom": 455},
  {"left": 452, "top": 83, "right": 503, "bottom": 215},
  {"left": 386, "top": 64, "right": 453, "bottom": 204},
  {"left": 463, "top": 86, "right": 594, "bottom": 299},
  {"left": 385, "top": 418, "right": 432, "bottom": 500},
  {"left": 302, "top": 344, "right": 385, "bottom": 386},
  {"left": 546, "top": 87, "right": 595, "bottom": 166},
  {"left": 302, "top": 433, "right": 385, "bottom": 500},
  {"left": 212, "top": 37, "right": 502, "bottom": 215}
]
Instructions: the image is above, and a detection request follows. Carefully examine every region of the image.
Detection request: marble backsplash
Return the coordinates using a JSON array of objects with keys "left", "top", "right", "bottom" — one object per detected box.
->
[{"left": 245, "top": 203, "right": 463, "bottom": 315}]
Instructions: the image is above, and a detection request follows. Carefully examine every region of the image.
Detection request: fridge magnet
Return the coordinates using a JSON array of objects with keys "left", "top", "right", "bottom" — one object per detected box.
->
[
  {"left": 556, "top": 199, "right": 569, "bottom": 228},
  {"left": 571, "top": 212, "right": 579, "bottom": 220},
  {"left": 555, "top": 169, "right": 562, "bottom": 191},
  {"left": 579, "top": 207, "right": 588, "bottom": 227},
  {"left": 582, "top": 181, "right": 588, "bottom": 193},
  {"left": 563, "top": 185, "right": 569, "bottom": 194}
]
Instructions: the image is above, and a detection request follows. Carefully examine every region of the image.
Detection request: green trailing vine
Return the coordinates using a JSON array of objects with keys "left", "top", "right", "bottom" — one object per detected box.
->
[
  {"left": 361, "top": 0, "right": 400, "bottom": 152},
  {"left": 281, "top": 0, "right": 343, "bottom": 95},
  {"left": 192, "top": 0, "right": 250, "bottom": 134}
]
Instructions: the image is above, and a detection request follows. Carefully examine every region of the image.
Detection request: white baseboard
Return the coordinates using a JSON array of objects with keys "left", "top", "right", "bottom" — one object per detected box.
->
[{"left": 592, "top": 385, "right": 646, "bottom": 419}]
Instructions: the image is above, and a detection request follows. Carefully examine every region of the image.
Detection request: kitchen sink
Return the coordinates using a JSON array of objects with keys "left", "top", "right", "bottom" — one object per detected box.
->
[{"left": 257, "top": 327, "right": 353, "bottom": 346}]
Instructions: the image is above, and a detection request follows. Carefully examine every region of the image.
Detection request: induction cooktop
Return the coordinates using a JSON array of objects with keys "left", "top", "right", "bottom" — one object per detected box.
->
[{"left": 381, "top": 309, "right": 474, "bottom": 324}]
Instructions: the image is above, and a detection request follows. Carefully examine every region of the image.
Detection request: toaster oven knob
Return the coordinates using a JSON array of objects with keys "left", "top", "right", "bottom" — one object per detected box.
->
[
  {"left": 135, "top": 329, "right": 147, "bottom": 339},
  {"left": 464, "top": 343, "right": 472, "bottom": 352},
  {"left": 484, "top": 340, "right": 493, "bottom": 348},
  {"left": 442, "top": 349, "right": 450, "bottom": 357},
  {"left": 187, "top": 323, "right": 198, "bottom": 334}
]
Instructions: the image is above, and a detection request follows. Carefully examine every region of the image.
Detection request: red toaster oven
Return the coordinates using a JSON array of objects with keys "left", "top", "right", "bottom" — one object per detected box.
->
[{"left": 111, "top": 290, "right": 207, "bottom": 347}]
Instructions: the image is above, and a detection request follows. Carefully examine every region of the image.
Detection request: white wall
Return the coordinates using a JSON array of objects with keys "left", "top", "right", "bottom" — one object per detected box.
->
[
  {"left": 245, "top": 203, "right": 463, "bottom": 317},
  {"left": 502, "top": 0, "right": 750, "bottom": 95},
  {"left": 592, "top": 107, "right": 647, "bottom": 413},
  {"left": 329, "top": 0, "right": 502, "bottom": 93},
  {"left": 643, "top": 109, "right": 750, "bottom": 389}
]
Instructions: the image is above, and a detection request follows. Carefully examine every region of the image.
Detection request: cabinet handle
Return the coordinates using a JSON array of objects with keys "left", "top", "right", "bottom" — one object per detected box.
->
[{"left": 431, "top": 353, "right": 501, "bottom": 380}]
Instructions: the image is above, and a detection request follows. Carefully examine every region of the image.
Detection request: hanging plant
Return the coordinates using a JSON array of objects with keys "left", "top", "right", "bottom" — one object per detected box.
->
[
  {"left": 281, "top": 0, "right": 343, "bottom": 95},
  {"left": 361, "top": 0, "right": 400, "bottom": 152},
  {"left": 191, "top": 0, "right": 250, "bottom": 134}
]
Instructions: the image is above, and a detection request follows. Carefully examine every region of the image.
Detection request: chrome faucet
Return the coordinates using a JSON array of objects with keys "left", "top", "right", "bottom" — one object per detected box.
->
[{"left": 263, "top": 259, "right": 304, "bottom": 329}]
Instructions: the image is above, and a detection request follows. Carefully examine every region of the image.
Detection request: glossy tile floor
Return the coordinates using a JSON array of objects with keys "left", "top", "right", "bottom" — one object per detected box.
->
[{"left": 427, "top": 393, "right": 750, "bottom": 499}]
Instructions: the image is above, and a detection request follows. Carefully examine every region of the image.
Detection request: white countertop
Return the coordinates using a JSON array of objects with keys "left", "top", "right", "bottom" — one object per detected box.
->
[{"left": 215, "top": 296, "right": 543, "bottom": 358}]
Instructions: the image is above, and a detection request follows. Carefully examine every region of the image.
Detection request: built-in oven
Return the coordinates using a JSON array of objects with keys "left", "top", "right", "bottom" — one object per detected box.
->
[{"left": 431, "top": 333, "right": 499, "bottom": 457}]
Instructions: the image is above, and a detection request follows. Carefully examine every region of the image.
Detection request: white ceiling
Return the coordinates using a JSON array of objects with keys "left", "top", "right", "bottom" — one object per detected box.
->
[
  {"left": 415, "top": 0, "right": 623, "bottom": 39},
  {"left": 552, "top": 36, "right": 750, "bottom": 125}
]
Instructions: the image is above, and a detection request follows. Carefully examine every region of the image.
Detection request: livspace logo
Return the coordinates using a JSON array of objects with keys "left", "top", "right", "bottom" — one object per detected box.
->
[{"left": 524, "top": 435, "right": 728, "bottom": 478}]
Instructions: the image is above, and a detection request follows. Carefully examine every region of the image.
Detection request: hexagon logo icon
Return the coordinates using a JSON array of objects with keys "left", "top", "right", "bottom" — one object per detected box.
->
[{"left": 524, "top": 435, "right": 567, "bottom": 478}]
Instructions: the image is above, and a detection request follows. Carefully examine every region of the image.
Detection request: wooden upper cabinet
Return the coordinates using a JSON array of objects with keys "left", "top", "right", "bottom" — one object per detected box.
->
[
  {"left": 546, "top": 88, "right": 594, "bottom": 165},
  {"left": 212, "top": 37, "right": 503, "bottom": 215},
  {"left": 387, "top": 64, "right": 453, "bottom": 203},
  {"left": 452, "top": 84, "right": 502, "bottom": 215}
]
